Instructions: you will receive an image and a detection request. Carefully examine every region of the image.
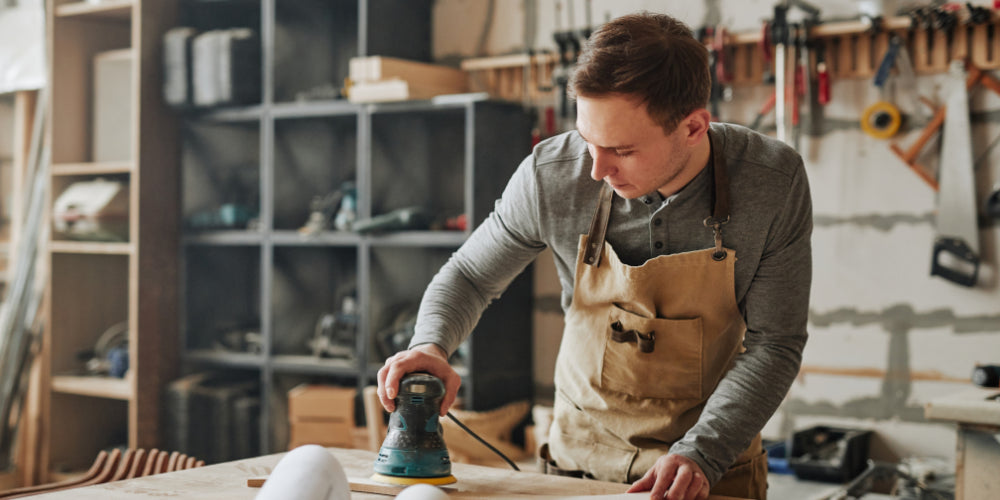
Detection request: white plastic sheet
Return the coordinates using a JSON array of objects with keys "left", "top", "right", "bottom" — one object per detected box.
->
[{"left": 0, "top": 1, "right": 46, "bottom": 93}]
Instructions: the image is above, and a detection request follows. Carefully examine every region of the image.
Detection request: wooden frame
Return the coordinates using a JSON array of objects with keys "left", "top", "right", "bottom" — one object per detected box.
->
[{"left": 41, "top": 0, "right": 179, "bottom": 480}]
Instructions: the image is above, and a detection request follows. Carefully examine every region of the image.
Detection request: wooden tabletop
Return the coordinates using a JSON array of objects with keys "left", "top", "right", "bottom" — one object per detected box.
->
[{"left": 27, "top": 447, "right": 746, "bottom": 499}]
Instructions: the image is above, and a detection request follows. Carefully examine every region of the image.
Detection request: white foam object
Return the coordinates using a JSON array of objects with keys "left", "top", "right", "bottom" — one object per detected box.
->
[
  {"left": 254, "top": 445, "right": 350, "bottom": 500},
  {"left": 395, "top": 483, "right": 450, "bottom": 500}
]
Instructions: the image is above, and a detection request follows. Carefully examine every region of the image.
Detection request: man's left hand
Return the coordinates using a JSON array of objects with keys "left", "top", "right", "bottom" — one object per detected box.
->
[{"left": 626, "top": 454, "right": 710, "bottom": 500}]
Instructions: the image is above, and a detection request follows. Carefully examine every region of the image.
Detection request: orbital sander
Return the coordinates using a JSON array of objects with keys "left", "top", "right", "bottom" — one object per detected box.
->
[{"left": 371, "top": 373, "right": 457, "bottom": 486}]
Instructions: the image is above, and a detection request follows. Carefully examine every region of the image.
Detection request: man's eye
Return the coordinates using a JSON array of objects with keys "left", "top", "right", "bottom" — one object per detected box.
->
[{"left": 614, "top": 150, "right": 633, "bottom": 157}]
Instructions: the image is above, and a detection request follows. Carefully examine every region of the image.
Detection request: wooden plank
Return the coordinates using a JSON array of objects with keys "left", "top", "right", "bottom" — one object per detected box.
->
[
  {"left": 22, "top": 334, "right": 44, "bottom": 486},
  {"left": 32, "top": 448, "right": 751, "bottom": 499},
  {"left": 131, "top": 0, "right": 180, "bottom": 451},
  {"left": 49, "top": 241, "right": 134, "bottom": 255},
  {"left": 250, "top": 476, "right": 653, "bottom": 498},
  {"left": 55, "top": 0, "right": 133, "bottom": 20},
  {"left": 8, "top": 90, "right": 37, "bottom": 279},
  {"left": 51, "top": 161, "right": 134, "bottom": 176},
  {"left": 51, "top": 375, "right": 131, "bottom": 400},
  {"left": 352, "top": 56, "right": 469, "bottom": 91}
]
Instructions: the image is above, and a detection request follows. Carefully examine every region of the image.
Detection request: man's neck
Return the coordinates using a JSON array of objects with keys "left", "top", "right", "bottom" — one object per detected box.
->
[{"left": 656, "top": 133, "right": 712, "bottom": 199}]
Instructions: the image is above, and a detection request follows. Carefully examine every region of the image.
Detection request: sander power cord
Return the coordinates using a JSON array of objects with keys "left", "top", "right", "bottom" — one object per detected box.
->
[{"left": 445, "top": 411, "right": 521, "bottom": 471}]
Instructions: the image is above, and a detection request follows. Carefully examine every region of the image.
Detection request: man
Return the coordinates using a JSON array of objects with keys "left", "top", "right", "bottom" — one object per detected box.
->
[{"left": 378, "top": 11, "right": 811, "bottom": 500}]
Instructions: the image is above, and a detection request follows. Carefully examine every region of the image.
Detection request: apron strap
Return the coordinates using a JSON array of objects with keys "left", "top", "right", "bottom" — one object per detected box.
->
[
  {"left": 703, "top": 131, "right": 731, "bottom": 261},
  {"left": 583, "top": 182, "right": 615, "bottom": 267}
]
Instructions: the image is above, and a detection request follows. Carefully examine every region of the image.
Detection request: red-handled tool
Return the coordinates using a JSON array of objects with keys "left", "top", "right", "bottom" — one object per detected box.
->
[{"left": 750, "top": 91, "right": 777, "bottom": 131}]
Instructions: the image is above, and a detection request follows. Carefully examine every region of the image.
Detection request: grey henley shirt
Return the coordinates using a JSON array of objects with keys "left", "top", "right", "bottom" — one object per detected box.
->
[{"left": 410, "top": 122, "right": 812, "bottom": 485}]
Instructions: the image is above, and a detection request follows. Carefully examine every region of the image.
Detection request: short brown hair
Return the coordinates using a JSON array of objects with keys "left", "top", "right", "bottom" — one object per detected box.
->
[{"left": 569, "top": 12, "right": 711, "bottom": 133}]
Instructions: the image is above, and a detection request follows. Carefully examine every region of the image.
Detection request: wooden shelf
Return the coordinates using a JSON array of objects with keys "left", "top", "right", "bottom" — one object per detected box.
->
[
  {"left": 49, "top": 241, "right": 133, "bottom": 255},
  {"left": 191, "top": 105, "right": 264, "bottom": 123},
  {"left": 183, "top": 350, "right": 264, "bottom": 368},
  {"left": 55, "top": 0, "right": 133, "bottom": 20},
  {"left": 51, "top": 161, "right": 133, "bottom": 177},
  {"left": 271, "top": 355, "right": 358, "bottom": 376},
  {"left": 272, "top": 101, "right": 359, "bottom": 119},
  {"left": 51, "top": 375, "right": 131, "bottom": 400},
  {"left": 367, "top": 230, "right": 466, "bottom": 247},
  {"left": 270, "top": 230, "right": 362, "bottom": 247},
  {"left": 183, "top": 231, "right": 264, "bottom": 246}
]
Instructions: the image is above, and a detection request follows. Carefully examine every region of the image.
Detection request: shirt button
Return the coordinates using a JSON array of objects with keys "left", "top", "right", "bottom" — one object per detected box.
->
[
  {"left": 653, "top": 218, "right": 662, "bottom": 226},
  {"left": 642, "top": 197, "right": 652, "bottom": 204},
  {"left": 654, "top": 241, "right": 664, "bottom": 249}
]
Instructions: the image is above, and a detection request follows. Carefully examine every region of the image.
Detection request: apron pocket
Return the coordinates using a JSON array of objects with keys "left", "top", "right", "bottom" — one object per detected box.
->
[{"left": 601, "top": 304, "right": 703, "bottom": 400}]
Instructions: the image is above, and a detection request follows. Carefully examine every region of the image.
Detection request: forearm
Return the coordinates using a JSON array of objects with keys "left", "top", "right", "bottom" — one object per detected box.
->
[{"left": 668, "top": 334, "right": 805, "bottom": 485}]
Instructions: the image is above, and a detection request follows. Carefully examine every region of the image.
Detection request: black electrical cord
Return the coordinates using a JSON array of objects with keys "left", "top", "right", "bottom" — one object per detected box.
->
[{"left": 445, "top": 411, "right": 520, "bottom": 471}]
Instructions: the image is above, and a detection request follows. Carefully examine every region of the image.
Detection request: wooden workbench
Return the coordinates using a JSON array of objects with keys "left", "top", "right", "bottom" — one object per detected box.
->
[{"left": 25, "top": 448, "right": 747, "bottom": 499}]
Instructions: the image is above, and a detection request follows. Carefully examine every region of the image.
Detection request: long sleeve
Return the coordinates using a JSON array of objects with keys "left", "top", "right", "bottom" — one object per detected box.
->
[{"left": 409, "top": 155, "right": 548, "bottom": 355}]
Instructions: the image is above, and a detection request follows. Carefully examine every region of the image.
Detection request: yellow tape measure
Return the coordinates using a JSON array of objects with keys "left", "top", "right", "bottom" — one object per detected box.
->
[{"left": 860, "top": 101, "right": 901, "bottom": 139}]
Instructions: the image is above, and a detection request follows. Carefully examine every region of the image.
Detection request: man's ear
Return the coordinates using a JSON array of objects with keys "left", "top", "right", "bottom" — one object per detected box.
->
[{"left": 682, "top": 109, "right": 712, "bottom": 145}]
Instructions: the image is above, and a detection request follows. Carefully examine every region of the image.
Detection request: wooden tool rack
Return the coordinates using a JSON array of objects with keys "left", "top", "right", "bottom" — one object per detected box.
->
[{"left": 463, "top": 10, "right": 1000, "bottom": 101}]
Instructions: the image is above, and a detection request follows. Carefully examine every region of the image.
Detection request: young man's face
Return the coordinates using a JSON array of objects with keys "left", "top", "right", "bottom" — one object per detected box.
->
[{"left": 576, "top": 94, "right": 701, "bottom": 199}]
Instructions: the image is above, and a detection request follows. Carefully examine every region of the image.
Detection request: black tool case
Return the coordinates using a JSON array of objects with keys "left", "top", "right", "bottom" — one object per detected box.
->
[{"left": 788, "top": 425, "right": 873, "bottom": 483}]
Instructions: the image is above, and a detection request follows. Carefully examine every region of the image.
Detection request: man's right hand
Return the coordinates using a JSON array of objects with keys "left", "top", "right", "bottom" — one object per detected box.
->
[{"left": 376, "top": 343, "right": 461, "bottom": 416}]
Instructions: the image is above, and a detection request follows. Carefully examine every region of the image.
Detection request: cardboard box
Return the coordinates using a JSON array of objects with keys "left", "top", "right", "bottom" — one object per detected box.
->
[
  {"left": 287, "top": 384, "right": 355, "bottom": 421},
  {"left": 289, "top": 419, "right": 353, "bottom": 448}
]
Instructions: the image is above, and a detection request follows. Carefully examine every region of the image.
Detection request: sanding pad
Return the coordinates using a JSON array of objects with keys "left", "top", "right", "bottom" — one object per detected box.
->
[{"left": 370, "top": 472, "right": 457, "bottom": 486}]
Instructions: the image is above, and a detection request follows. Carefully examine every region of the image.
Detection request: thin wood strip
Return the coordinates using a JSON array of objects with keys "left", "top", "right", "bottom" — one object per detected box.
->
[
  {"left": 165, "top": 451, "right": 180, "bottom": 473},
  {"left": 855, "top": 32, "right": 873, "bottom": 78},
  {"left": 81, "top": 448, "right": 121, "bottom": 486},
  {"left": 0, "top": 451, "right": 107, "bottom": 498},
  {"left": 155, "top": 451, "right": 170, "bottom": 474},
  {"left": 109, "top": 449, "right": 136, "bottom": 482},
  {"left": 125, "top": 449, "right": 147, "bottom": 479},
  {"left": 951, "top": 25, "right": 969, "bottom": 62},
  {"left": 140, "top": 449, "right": 160, "bottom": 477}
]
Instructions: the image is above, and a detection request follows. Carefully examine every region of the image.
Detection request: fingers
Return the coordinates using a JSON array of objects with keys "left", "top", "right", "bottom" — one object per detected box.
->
[
  {"left": 440, "top": 372, "right": 461, "bottom": 417},
  {"left": 627, "top": 454, "right": 708, "bottom": 500},
  {"left": 376, "top": 345, "right": 457, "bottom": 415},
  {"left": 695, "top": 479, "right": 710, "bottom": 500},
  {"left": 665, "top": 466, "right": 693, "bottom": 500},
  {"left": 375, "top": 361, "right": 395, "bottom": 413},
  {"left": 625, "top": 467, "right": 656, "bottom": 493}
]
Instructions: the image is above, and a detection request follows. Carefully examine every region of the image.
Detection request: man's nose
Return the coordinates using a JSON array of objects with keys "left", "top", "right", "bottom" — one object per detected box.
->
[{"left": 590, "top": 149, "right": 616, "bottom": 181}]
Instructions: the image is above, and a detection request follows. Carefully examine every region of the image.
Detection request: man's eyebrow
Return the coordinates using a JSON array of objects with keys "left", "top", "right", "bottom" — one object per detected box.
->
[{"left": 576, "top": 130, "right": 634, "bottom": 150}]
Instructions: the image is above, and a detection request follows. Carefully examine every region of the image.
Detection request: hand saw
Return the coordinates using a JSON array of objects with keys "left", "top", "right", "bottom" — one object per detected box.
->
[{"left": 931, "top": 61, "right": 979, "bottom": 287}]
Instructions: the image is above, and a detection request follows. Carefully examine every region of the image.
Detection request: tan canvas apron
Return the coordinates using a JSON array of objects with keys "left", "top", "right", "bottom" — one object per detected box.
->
[{"left": 546, "top": 138, "right": 768, "bottom": 499}]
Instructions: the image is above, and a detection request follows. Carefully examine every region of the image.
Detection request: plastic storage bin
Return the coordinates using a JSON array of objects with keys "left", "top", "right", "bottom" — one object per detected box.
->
[
  {"left": 788, "top": 426, "right": 873, "bottom": 483},
  {"left": 764, "top": 439, "right": 793, "bottom": 474}
]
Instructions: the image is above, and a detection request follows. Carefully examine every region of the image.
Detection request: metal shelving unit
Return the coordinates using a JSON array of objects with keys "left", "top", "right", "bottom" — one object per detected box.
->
[{"left": 178, "top": 0, "right": 534, "bottom": 455}]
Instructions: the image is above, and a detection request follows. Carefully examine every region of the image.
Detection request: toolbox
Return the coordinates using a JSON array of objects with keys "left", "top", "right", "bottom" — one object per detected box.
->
[{"left": 788, "top": 425, "right": 873, "bottom": 483}]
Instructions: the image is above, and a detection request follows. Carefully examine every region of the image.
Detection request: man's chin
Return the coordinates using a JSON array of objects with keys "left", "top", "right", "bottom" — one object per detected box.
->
[{"left": 608, "top": 183, "right": 639, "bottom": 199}]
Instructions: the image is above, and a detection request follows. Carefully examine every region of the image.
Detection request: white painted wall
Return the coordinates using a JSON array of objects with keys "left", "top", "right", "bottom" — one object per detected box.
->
[{"left": 433, "top": 0, "right": 1000, "bottom": 464}]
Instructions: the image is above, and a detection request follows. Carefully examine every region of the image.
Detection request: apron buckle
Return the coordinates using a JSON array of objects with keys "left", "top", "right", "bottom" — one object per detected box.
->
[{"left": 703, "top": 216, "right": 729, "bottom": 261}]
